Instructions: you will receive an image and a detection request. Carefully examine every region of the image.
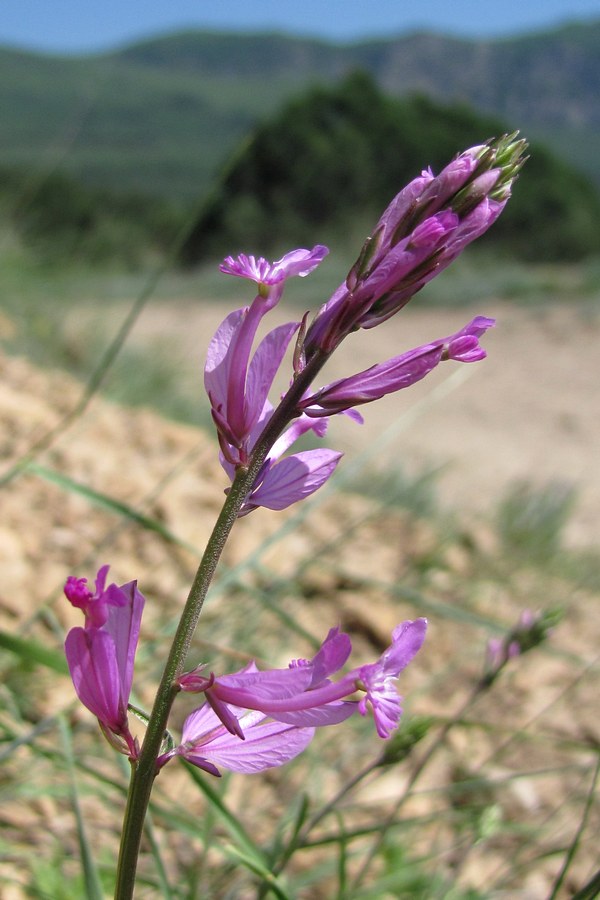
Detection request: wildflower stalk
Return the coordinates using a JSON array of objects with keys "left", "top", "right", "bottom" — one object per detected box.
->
[
  {"left": 67, "top": 135, "right": 526, "bottom": 898},
  {"left": 114, "top": 348, "right": 328, "bottom": 899}
]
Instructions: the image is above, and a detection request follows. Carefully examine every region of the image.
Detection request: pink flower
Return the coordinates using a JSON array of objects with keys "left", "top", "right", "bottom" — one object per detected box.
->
[
  {"left": 64, "top": 567, "right": 145, "bottom": 757},
  {"left": 234, "top": 416, "right": 342, "bottom": 515},
  {"left": 180, "top": 619, "right": 427, "bottom": 742},
  {"left": 299, "top": 317, "right": 495, "bottom": 416},
  {"left": 206, "top": 246, "right": 329, "bottom": 460},
  {"left": 303, "top": 134, "right": 526, "bottom": 354},
  {"left": 206, "top": 245, "right": 342, "bottom": 514},
  {"left": 220, "top": 245, "right": 328, "bottom": 297},
  {"left": 168, "top": 706, "right": 314, "bottom": 777}
]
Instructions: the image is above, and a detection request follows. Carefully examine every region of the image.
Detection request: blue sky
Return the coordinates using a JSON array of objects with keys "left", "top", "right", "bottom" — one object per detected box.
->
[{"left": 1, "top": 0, "right": 599, "bottom": 53}]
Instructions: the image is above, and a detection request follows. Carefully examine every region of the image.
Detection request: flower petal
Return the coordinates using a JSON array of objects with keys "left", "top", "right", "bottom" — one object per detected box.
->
[
  {"left": 65, "top": 628, "right": 124, "bottom": 732},
  {"left": 204, "top": 308, "right": 246, "bottom": 418},
  {"left": 195, "top": 718, "right": 315, "bottom": 774},
  {"left": 305, "top": 626, "right": 352, "bottom": 685},
  {"left": 249, "top": 449, "right": 342, "bottom": 510},
  {"left": 244, "top": 321, "right": 299, "bottom": 433},
  {"left": 103, "top": 581, "right": 145, "bottom": 703},
  {"left": 271, "top": 700, "right": 357, "bottom": 727},
  {"left": 382, "top": 618, "right": 428, "bottom": 676}
]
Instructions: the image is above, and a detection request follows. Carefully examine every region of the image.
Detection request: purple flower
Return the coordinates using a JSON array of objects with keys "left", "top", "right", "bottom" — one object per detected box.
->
[
  {"left": 207, "top": 246, "right": 327, "bottom": 454},
  {"left": 64, "top": 566, "right": 145, "bottom": 757},
  {"left": 484, "top": 608, "right": 560, "bottom": 678},
  {"left": 299, "top": 317, "right": 495, "bottom": 416},
  {"left": 354, "top": 619, "right": 428, "bottom": 738},
  {"left": 205, "top": 280, "right": 343, "bottom": 513},
  {"left": 303, "top": 134, "right": 526, "bottom": 355},
  {"left": 220, "top": 245, "right": 328, "bottom": 301},
  {"left": 183, "top": 619, "right": 427, "bottom": 741},
  {"left": 64, "top": 564, "right": 127, "bottom": 629},
  {"left": 167, "top": 706, "right": 315, "bottom": 777},
  {"left": 205, "top": 305, "right": 300, "bottom": 456},
  {"left": 233, "top": 415, "right": 343, "bottom": 515}
]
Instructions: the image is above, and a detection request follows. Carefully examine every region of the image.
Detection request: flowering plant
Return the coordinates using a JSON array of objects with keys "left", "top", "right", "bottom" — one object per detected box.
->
[{"left": 62, "top": 134, "right": 527, "bottom": 898}]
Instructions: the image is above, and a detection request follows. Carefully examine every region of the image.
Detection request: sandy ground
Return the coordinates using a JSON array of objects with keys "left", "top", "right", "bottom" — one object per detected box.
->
[
  {"left": 1, "top": 297, "right": 599, "bottom": 896},
  {"left": 113, "top": 297, "right": 600, "bottom": 548}
]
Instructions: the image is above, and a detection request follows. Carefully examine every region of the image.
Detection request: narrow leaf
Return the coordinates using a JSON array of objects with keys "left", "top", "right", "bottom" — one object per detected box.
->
[
  {"left": 59, "top": 716, "right": 105, "bottom": 900},
  {"left": 0, "top": 629, "right": 68, "bottom": 674}
]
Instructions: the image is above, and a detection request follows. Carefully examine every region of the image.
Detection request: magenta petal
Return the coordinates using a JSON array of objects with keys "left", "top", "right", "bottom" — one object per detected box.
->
[
  {"left": 383, "top": 618, "right": 428, "bottom": 676},
  {"left": 65, "top": 628, "right": 124, "bottom": 732},
  {"left": 305, "top": 345, "right": 443, "bottom": 413},
  {"left": 204, "top": 308, "right": 246, "bottom": 415},
  {"left": 271, "top": 700, "right": 357, "bottom": 727},
  {"left": 360, "top": 210, "right": 457, "bottom": 300},
  {"left": 359, "top": 681, "right": 402, "bottom": 739},
  {"left": 268, "top": 415, "right": 329, "bottom": 460},
  {"left": 447, "top": 335, "right": 487, "bottom": 362},
  {"left": 307, "top": 627, "right": 353, "bottom": 685},
  {"left": 271, "top": 245, "right": 329, "bottom": 280},
  {"left": 219, "top": 246, "right": 328, "bottom": 286},
  {"left": 245, "top": 321, "right": 299, "bottom": 432},
  {"left": 196, "top": 717, "right": 315, "bottom": 774},
  {"left": 93, "top": 564, "right": 110, "bottom": 597},
  {"left": 376, "top": 169, "right": 435, "bottom": 240},
  {"left": 250, "top": 449, "right": 342, "bottom": 510},
  {"left": 215, "top": 665, "right": 314, "bottom": 704},
  {"left": 103, "top": 581, "right": 144, "bottom": 702},
  {"left": 205, "top": 691, "right": 246, "bottom": 738}
]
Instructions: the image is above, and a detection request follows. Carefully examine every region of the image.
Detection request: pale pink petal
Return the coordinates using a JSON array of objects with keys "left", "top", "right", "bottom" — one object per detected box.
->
[
  {"left": 197, "top": 718, "right": 315, "bottom": 774},
  {"left": 244, "top": 321, "right": 299, "bottom": 432},
  {"left": 204, "top": 308, "right": 246, "bottom": 414},
  {"left": 250, "top": 450, "right": 342, "bottom": 510}
]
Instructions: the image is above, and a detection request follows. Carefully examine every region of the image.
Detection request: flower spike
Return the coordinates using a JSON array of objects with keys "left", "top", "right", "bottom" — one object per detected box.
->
[{"left": 303, "top": 134, "right": 527, "bottom": 355}]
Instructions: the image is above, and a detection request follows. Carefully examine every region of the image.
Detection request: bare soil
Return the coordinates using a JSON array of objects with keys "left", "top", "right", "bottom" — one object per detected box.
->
[
  {"left": 1, "top": 299, "right": 599, "bottom": 897},
  {"left": 116, "top": 297, "right": 600, "bottom": 547}
]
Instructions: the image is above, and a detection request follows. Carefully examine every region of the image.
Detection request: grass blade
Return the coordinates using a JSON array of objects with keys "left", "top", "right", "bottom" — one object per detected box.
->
[
  {"left": 0, "top": 629, "right": 68, "bottom": 674},
  {"left": 28, "top": 462, "right": 199, "bottom": 553},
  {"left": 58, "top": 715, "right": 105, "bottom": 900},
  {"left": 183, "top": 762, "right": 291, "bottom": 898}
]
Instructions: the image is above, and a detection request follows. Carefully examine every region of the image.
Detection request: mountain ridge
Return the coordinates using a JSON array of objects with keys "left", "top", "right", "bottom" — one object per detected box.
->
[{"left": 0, "top": 19, "right": 598, "bottom": 201}]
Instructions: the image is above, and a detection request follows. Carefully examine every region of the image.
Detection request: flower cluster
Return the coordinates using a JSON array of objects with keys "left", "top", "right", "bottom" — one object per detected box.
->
[
  {"left": 64, "top": 137, "right": 526, "bottom": 780},
  {"left": 303, "top": 133, "right": 526, "bottom": 355},
  {"left": 64, "top": 568, "right": 426, "bottom": 776},
  {"left": 206, "top": 135, "right": 526, "bottom": 514},
  {"left": 484, "top": 607, "right": 562, "bottom": 682}
]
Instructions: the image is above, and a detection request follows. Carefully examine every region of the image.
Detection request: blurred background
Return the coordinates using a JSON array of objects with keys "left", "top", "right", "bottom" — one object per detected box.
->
[{"left": 1, "top": 2, "right": 600, "bottom": 897}]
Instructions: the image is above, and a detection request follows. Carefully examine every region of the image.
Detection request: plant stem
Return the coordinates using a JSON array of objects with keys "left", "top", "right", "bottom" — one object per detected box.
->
[
  {"left": 350, "top": 678, "right": 490, "bottom": 891},
  {"left": 114, "top": 348, "right": 327, "bottom": 899}
]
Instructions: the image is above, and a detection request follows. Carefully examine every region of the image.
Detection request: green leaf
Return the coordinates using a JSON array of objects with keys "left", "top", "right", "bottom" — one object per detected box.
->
[
  {"left": 28, "top": 462, "right": 200, "bottom": 554},
  {"left": 183, "top": 762, "right": 290, "bottom": 898},
  {"left": 59, "top": 716, "right": 105, "bottom": 900},
  {"left": 0, "top": 629, "right": 69, "bottom": 674}
]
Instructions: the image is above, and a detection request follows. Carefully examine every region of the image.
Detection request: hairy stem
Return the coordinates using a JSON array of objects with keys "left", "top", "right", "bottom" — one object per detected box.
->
[{"left": 114, "top": 347, "right": 327, "bottom": 899}]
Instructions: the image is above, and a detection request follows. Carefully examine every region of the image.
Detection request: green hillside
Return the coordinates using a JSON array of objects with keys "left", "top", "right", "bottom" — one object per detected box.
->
[
  {"left": 0, "top": 19, "right": 599, "bottom": 205},
  {"left": 180, "top": 73, "right": 600, "bottom": 264}
]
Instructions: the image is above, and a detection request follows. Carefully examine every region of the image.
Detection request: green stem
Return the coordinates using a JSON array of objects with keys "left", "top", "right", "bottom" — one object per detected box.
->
[{"left": 114, "top": 348, "right": 327, "bottom": 899}]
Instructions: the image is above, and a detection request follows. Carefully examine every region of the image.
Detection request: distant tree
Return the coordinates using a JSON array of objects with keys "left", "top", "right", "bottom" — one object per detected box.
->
[
  {"left": 1, "top": 166, "right": 181, "bottom": 266},
  {"left": 180, "top": 71, "right": 600, "bottom": 264}
]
